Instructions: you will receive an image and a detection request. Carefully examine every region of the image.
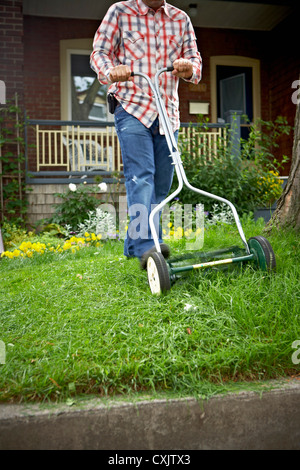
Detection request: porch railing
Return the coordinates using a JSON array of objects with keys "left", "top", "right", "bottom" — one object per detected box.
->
[{"left": 25, "top": 118, "right": 229, "bottom": 184}]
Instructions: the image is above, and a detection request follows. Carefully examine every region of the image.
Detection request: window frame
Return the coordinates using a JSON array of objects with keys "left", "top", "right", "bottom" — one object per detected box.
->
[
  {"left": 210, "top": 55, "right": 261, "bottom": 123},
  {"left": 60, "top": 39, "right": 113, "bottom": 123}
]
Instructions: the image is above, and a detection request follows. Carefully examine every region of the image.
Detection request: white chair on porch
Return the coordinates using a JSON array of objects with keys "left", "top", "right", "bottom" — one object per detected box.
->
[{"left": 62, "top": 136, "right": 113, "bottom": 172}]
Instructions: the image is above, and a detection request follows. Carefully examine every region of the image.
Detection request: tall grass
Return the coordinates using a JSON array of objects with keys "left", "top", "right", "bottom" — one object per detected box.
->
[{"left": 0, "top": 217, "right": 299, "bottom": 403}]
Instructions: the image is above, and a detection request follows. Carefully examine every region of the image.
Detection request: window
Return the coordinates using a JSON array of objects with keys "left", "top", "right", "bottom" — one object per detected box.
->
[
  {"left": 60, "top": 39, "right": 113, "bottom": 122},
  {"left": 219, "top": 71, "right": 247, "bottom": 119},
  {"left": 88, "top": 103, "right": 107, "bottom": 122},
  {"left": 218, "top": 66, "right": 254, "bottom": 139},
  {"left": 70, "top": 53, "right": 109, "bottom": 121},
  {"left": 210, "top": 56, "right": 261, "bottom": 127}
]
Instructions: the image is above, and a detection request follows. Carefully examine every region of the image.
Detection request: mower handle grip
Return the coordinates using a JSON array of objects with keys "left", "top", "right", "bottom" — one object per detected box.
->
[{"left": 130, "top": 66, "right": 174, "bottom": 77}]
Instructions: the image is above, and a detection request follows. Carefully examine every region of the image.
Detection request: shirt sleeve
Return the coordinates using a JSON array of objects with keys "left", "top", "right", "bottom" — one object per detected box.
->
[
  {"left": 181, "top": 16, "right": 202, "bottom": 84},
  {"left": 90, "top": 5, "right": 121, "bottom": 85}
]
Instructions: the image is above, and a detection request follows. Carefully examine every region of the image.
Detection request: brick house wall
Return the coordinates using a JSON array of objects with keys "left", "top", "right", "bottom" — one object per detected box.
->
[
  {"left": 268, "top": 13, "right": 299, "bottom": 174},
  {"left": 23, "top": 15, "right": 100, "bottom": 121},
  {"left": 0, "top": 0, "right": 24, "bottom": 106},
  {"left": 180, "top": 25, "right": 271, "bottom": 122}
]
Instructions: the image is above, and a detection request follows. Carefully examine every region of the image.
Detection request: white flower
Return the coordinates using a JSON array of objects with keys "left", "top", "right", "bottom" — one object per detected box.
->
[
  {"left": 69, "top": 183, "right": 77, "bottom": 192},
  {"left": 184, "top": 303, "right": 197, "bottom": 311},
  {"left": 184, "top": 303, "right": 193, "bottom": 311},
  {"left": 98, "top": 182, "right": 108, "bottom": 192}
]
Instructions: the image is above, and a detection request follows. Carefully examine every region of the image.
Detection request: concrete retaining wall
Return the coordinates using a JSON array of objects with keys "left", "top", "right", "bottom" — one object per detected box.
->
[{"left": 0, "top": 379, "right": 299, "bottom": 450}]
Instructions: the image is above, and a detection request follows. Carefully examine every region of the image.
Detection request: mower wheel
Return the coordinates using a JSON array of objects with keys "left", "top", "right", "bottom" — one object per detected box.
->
[
  {"left": 248, "top": 235, "right": 276, "bottom": 271},
  {"left": 147, "top": 252, "right": 171, "bottom": 295}
]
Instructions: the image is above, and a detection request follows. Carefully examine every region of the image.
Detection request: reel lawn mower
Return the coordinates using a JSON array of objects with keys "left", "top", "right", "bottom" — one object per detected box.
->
[{"left": 132, "top": 68, "right": 276, "bottom": 294}]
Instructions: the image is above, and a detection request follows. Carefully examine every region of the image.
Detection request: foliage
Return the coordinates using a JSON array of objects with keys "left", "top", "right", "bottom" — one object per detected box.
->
[
  {"left": 49, "top": 182, "right": 108, "bottom": 231},
  {"left": 39, "top": 223, "right": 68, "bottom": 238},
  {"left": 0, "top": 100, "right": 28, "bottom": 223},
  {"left": 1, "top": 219, "right": 34, "bottom": 249},
  {"left": 74, "top": 207, "right": 117, "bottom": 240},
  {"left": 161, "top": 200, "right": 234, "bottom": 244},
  {"left": 172, "top": 116, "right": 291, "bottom": 214},
  {"left": 1, "top": 232, "right": 102, "bottom": 260}
]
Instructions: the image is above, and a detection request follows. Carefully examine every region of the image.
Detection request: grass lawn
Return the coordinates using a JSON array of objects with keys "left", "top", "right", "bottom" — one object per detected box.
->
[{"left": 0, "top": 216, "right": 299, "bottom": 403}]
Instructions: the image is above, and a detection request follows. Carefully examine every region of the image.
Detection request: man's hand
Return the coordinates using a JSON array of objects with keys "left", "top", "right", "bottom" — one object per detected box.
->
[
  {"left": 109, "top": 65, "right": 133, "bottom": 83},
  {"left": 172, "top": 59, "right": 193, "bottom": 80}
]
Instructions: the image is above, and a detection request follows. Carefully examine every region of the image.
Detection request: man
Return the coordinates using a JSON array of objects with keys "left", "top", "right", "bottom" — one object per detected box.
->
[{"left": 90, "top": 0, "right": 202, "bottom": 267}]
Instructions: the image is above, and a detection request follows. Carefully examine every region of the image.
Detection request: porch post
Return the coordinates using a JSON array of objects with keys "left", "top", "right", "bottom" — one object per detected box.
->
[
  {"left": 0, "top": 229, "right": 4, "bottom": 254},
  {"left": 225, "top": 110, "right": 242, "bottom": 160}
]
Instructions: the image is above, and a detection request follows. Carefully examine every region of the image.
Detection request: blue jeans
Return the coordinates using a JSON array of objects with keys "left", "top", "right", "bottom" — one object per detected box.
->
[{"left": 114, "top": 105, "right": 178, "bottom": 258}]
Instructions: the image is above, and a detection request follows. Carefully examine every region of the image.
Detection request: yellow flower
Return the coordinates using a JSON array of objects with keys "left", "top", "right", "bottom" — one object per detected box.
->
[
  {"left": 174, "top": 227, "right": 183, "bottom": 239},
  {"left": 19, "top": 241, "right": 32, "bottom": 253}
]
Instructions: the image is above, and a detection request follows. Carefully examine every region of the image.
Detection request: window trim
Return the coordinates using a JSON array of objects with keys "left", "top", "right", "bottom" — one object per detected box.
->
[
  {"left": 210, "top": 55, "right": 261, "bottom": 123},
  {"left": 60, "top": 39, "right": 94, "bottom": 120}
]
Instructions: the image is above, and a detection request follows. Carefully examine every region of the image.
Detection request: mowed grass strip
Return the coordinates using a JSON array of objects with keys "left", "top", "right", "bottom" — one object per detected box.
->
[{"left": 0, "top": 218, "right": 299, "bottom": 402}]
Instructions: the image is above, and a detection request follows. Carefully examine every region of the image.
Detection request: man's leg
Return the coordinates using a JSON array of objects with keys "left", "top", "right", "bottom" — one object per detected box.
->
[
  {"left": 152, "top": 127, "right": 179, "bottom": 240},
  {"left": 115, "top": 106, "right": 177, "bottom": 259},
  {"left": 114, "top": 106, "right": 156, "bottom": 258}
]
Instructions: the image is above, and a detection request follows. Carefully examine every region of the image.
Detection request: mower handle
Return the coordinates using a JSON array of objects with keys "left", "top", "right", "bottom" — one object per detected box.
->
[{"left": 130, "top": 66, "right": 174, "bottom": 77}]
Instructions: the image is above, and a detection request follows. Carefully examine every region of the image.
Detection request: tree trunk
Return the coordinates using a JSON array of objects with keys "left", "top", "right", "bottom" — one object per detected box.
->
[
  {"left": 71, "top": 77, "right": 100, "bottom": 121},
  {"left": 81, "top": 78, "right": 101, "bottom": 119},
  {"left": 264, "top": 97, "right": 300, "bottom": 233}
]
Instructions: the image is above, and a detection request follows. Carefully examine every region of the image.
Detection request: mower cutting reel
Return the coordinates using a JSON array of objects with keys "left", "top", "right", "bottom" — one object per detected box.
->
[
  {"left": 133, "top": 68, "right": 276, "bottom": 295},
  {"left": 147, "top": 235, "right": 276, "bottom": 295}
]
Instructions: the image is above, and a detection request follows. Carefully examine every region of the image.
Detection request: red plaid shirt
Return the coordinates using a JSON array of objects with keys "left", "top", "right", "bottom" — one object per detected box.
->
[{"left": 90, "top": 0, "right": 202, "bottom": 134}]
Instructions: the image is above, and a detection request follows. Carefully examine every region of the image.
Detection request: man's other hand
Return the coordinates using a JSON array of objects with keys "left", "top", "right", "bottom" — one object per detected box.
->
[
  {"left": 172, "top": 59, "right": 193, "bottom": 80},
  {"left": 109, "top": 65, "right": 133, "bottom": 83}
]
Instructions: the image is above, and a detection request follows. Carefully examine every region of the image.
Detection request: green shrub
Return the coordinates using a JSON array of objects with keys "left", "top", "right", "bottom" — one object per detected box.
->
[
  {"left": 49, "top": 182, "right": 107, "bottom": 231},
  {"left": 172, "top": 116, "right": 290, "bottom": 215},
  {"left": 1, "top": 220, "right": 33, "bottom": 249}
]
